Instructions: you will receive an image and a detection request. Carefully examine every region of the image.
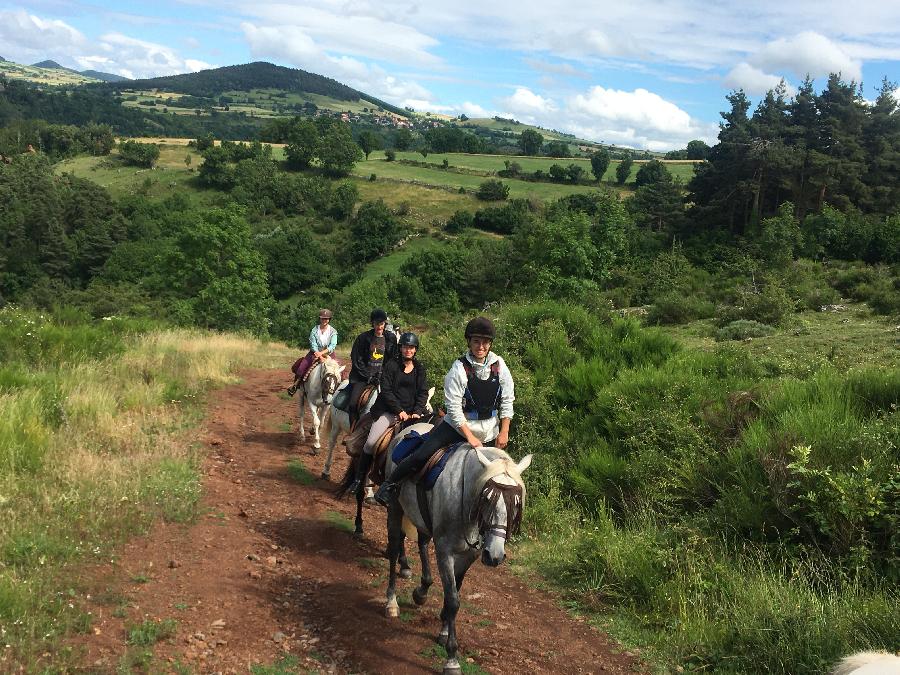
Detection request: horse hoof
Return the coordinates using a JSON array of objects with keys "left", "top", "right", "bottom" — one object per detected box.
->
[
  {"left": 364, "top": 497, "right": 376, "bottom": 506},
  {"left": 412, "top": 587, "right": 428, "bottom": 605},
  {"left": 385, "top": 604, "right": 400, "bottom": 618},
  {"left": 399, "top": 567, "right": 412, "bottom": 580},
  {"left": 354, "top": 527, "right": 363, "bottom": 538},
  {"left": 320, "top": 471, "right": 329, "bottom": 480},
  {"left": 436, "top": 632, "right": 449, "bottom": 647},
  {"left": 442, "top": 660, "right": 461, "bottom": 675}
]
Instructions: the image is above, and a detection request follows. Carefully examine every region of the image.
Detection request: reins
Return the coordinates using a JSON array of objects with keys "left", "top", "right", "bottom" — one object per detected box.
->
[{"left": 462, "top": 456, "right": 524, "bottom": 550}]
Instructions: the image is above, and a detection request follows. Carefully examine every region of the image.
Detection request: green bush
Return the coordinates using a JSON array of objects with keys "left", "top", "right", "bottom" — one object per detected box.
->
[
  {"left": 475, "top": 179, "right": 509, "bottom": 201},
  {"left": 715, "top": 319, "right": 776, "bottom": 341},
  {"left": 716, "top": 279, "right": 797, "bottom": 327},
  {"left": 444, "top": 210, "right": 473, "bottom": 234},
  {"left": 646, "top": 292, "right": 715, "bottom": 325}
]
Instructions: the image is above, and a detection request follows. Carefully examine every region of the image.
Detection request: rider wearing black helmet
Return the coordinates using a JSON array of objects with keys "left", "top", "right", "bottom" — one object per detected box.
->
[
  {"left": 347, "top": 308, "right": 398, "bottom": 427},
  {"left": 348, "top": 331, "right": 430, "bottom": 494},
  {"left": 374, "top": 316, "right": 515, "bottom": 505}
]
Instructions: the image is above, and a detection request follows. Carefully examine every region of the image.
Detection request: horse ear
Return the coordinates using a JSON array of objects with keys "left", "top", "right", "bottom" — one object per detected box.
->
[
  {"left": 338, "top": 365, "right": 346, "bottom": 374},
  {"left": 516, "top": 454, "right": 533, "bottom": 474},
  {"left": 475, "top": 448, "right": 492, "bottom": 467}
]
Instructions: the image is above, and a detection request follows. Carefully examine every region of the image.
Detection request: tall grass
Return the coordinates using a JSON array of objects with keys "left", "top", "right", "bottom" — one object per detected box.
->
[
  {"left": 419, "top": 301, "right": 898, "bottom": 673},
  {"left": 0, "top": 308, "right": 291, "bottom": 669}
]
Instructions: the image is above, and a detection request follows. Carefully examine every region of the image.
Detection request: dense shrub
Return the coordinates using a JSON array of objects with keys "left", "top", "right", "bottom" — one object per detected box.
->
[
  {"left": 717, "top": 279, "right": 797, "bottom": 327},
  {"left": 646, "top": 292, "right": 715, "bottom": 325},
  {"left": 445, "top": 210, "right": 474, "bottom": 234},
  {"left": 117, "top": 140, "right": 160, "bottom": 168},
  {"left": 715, "top": 319, "right": 776, "bottom": 341},
  {"left": 472, "top": 199, "right": 531, "bottom": 234},
  {"left": 476, "top": 179, "right": 509, "bottom": 201}
]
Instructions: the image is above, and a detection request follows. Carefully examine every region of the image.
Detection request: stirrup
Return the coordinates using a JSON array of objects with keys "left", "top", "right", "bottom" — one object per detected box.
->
[
  {"left": 373, "top": 480, "right": 399, "bottom": 506},
  {"left": 287, "top": 384, "right": 298, "bottom": 396}
]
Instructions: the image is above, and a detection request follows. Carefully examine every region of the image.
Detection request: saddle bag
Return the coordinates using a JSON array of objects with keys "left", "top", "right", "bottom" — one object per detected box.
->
[
  {"left": 332, "top": 386, "right": 351, "bottom": 412},
  {"left": 343, "top": 414, "right": 374, "bottom": 457}
]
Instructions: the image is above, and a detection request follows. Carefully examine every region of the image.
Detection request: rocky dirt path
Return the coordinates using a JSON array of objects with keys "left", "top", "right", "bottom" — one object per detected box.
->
[{"left": 73, "top": 369, "right": 639, "bottom": 674}]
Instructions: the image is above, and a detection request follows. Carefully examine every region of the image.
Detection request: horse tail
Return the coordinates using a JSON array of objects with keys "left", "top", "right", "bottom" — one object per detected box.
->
[
  {"left": 335, "top": 454, "right": 358, "bottom": 498},
  {"left": 401, "top": 515, "right": 418, "bottom": 541}
]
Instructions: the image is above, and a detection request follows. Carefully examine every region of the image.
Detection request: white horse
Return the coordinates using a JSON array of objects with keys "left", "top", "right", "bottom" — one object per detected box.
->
[
  {"left": 319, "top": 380, "right": 379, "bottom": 481},
  {"left": 298, "top": 358, "right": 344, "bottom": 452},
  {"left": 832, "top": 651, "right": 900, "bottom": 675},
  {"left": 383, "top": 423, "right": 532, "bottom": 674}
]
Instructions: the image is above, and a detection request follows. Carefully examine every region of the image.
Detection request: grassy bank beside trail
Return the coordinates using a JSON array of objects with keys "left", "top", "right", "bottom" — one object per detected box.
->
[
  {"left": 0, "top": 307, "right": 291, "bottom": 671},
  {"left": 416, "top": 302, "right": 899, "bottom": 674}
]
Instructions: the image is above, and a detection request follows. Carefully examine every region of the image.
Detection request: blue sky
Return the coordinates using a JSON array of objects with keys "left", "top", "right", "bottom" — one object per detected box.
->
[{"left": 3, "top": 0, "right": 900, "bottom": 150}]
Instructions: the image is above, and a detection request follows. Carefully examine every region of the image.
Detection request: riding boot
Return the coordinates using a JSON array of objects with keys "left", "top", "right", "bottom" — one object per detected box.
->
[
  {"left": 373, "top": 454, "right": 421, "bottom": 506},
  {"left": 347, "top": 452, "right": 373, "bottom": 495}
]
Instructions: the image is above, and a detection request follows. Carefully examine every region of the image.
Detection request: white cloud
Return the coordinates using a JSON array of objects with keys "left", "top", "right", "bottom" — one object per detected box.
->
[
  {"left": 459, "top": 101, "right": 492, "bottom": 118},
  {"left": 499, "top": 84, "right": 718, "bottom": 151},
  {"left": 88, "top": 33, "right": 211, "bottom": 78},
  {"left": 499, "top": 87, "right": 558, "bottom": 121},
  {"left": 242, "top": 22, "right": 431, "bottom": 105},
  {"left": 752, "top": 31, "right": 862, "bottom": 81},
  {"left": 724, "top": 63, "right": 794, "bottom": 96},
  {"left": 240, "top": 6, "right": 441, "bottom": 68},
  {"left": 0, "top": 9, "right": 86, "bottom": 64}
]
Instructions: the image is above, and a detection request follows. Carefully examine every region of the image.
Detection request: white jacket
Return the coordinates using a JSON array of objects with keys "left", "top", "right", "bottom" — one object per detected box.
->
[{"left": 443, "top": 351, "right": 514, "bottom": 443}]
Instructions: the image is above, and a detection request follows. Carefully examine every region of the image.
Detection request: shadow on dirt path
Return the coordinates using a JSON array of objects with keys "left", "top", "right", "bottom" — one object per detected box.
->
[{"left": 70, "top": 369, "right": 639, "bottom": 674}]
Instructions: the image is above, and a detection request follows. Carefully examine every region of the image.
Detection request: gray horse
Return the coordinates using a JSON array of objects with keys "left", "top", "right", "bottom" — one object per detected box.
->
[
  {"left": 298, "top": 358, "right": 344, "bottom": 451},
  {"left": 383, "top": 423, "right": 532, "bottom": 675}
]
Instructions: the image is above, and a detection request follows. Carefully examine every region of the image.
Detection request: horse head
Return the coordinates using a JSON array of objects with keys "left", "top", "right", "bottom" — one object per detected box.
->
[
  {"left": 319, "top": 359, "right": 344, "bottom": 404},
  {"left": 471, "top": 449, "right": 532, "bottom": 567}
]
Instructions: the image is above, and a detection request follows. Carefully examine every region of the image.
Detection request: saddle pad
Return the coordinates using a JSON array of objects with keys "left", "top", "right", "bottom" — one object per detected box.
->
[
  {"left": 423, "top": 442, "right": 464, "bottom": 490},
  {"left": 392, "top": 430, "right": 426, "bottom": 464}
]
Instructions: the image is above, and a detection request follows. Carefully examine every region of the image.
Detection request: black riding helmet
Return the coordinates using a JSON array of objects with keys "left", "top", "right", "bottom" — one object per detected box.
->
[
  {"left": 398, "top": 332, "right": 419, "bottom": 348},
  {"left": 464, "top": 316, "right": 496, "bottom": 340},
  {"left": 370, "top": 308, "right": 388, "bottom": 324}
]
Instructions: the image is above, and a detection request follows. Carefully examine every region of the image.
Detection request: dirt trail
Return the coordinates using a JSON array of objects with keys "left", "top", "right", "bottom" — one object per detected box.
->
[{"left": 73, "top": 369, "right": 639, "bottom": 674}]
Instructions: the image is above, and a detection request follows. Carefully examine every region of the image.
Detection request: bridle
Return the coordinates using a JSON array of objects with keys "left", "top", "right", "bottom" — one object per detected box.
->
[
  {"left": 317, "top": 364, "right": 339, "bottom": 406},
  {"left": 464, "top": 470, "right": 524, "bottom": 550}
]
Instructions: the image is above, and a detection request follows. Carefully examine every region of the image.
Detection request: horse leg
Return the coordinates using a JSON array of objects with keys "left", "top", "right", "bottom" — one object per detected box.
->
[
  {"left": 298, "top": 393, "right": 307, "bottom": 444},
  {"left": 385, "top": 501, "right": 404, "bottom": 618},
  {"left": 399, "top": 538, "right": 412, "bottom": 580},
  {"left": 310, "top": 403, "right": 322, "bottom": 452},
  {"left": 412, "top": 533, "right": 433, "bottom": 606},
  {"left": 353, "top": 481, "right": 364, "bottom": 536},
  {"left": 321, "top": 410, "right": 343, "bottom": 480},
  {"left": 435, "top": 543, "right": 462, "bottom": 673}
]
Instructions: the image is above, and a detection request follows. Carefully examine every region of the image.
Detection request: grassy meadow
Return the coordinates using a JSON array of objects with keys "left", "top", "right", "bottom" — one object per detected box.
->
[
  {"left": 366, "top": 150, "right": 699, "bottom": 184},
  {"left": 0, "top": 307, "right": 291, "bottom": 669}
]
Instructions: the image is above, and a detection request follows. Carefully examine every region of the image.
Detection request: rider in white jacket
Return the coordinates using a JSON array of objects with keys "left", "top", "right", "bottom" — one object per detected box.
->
[{"left": 374, "top": 316, "right": 514, "bottom": 505}]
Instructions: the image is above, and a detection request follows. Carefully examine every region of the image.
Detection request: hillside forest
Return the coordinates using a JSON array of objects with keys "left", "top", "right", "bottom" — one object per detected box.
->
[{"left": 0, "top": 65, "right": 898, "bottom": 674}]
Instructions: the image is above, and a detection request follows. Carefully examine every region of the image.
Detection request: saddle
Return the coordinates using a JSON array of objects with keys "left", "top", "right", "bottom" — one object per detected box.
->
[
  {"left": 344, "top": 384, "right": 377, "bottom": 429},
  {"left": 391, "top": 431, "right": 465, "bottom": 490}
]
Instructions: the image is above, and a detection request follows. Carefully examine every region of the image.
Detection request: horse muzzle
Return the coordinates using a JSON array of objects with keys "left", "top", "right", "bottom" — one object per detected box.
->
[{"left": 481, "top": 548, "right": 505, "bottom": 567}]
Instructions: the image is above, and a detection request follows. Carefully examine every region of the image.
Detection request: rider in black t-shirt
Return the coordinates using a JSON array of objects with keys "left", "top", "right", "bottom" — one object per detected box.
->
[{"left": 347, "top": 308, "right": 398, "bottom": 427}]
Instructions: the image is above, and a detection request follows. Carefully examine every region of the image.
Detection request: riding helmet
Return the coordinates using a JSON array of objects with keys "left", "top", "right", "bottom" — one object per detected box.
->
[
  {"left": 464, "top": 316, "right": 496, "bottom": 340},
  {"left": 398, "top": 332, "right": 419, "bottom": 348},
  {"left": 370, "top": 308, "right": 388, "bottom": 324},
  {"left": 319, "top": 308, "right": 333, "bottom": 319}
]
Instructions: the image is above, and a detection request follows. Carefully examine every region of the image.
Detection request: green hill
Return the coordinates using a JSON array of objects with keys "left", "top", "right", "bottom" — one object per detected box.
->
[{"left": 89, "top": 61, "right": 407, "bottom": 116}]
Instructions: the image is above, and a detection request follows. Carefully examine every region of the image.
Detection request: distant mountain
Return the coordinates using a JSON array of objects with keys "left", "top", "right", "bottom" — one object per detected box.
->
[
  {"left": 32, "top": 60, "right": 68, "bottom": 70},
  {"left": 89, "top": 61, "right": 407, "bottom": 116},
  {"left": 80, "top": 69, "right": 129, "bottom": 83}
]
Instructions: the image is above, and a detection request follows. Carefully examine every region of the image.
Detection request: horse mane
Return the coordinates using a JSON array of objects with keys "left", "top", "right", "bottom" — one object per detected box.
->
[{"left": 474, "top": 449, "right": 527, "bottom": 496}]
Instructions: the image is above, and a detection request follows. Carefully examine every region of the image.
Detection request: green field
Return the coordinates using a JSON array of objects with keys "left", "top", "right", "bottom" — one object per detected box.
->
[
  {"left": 0, "top": 60, "right": 99, "bottom": 86},
  {"left": 368, "top": 151, "right": 698, "bottom": 184},
  {"left": 56, "top": 146, "right": 219, "bottom": 203},
  {"left": 353, "top": 156, "right": 625, "bottom": 200}
]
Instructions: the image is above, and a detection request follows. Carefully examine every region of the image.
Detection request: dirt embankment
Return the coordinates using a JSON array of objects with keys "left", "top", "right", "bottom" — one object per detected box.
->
[{"left": 72, "top": 369, "right": 639, "bottom": 674}]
